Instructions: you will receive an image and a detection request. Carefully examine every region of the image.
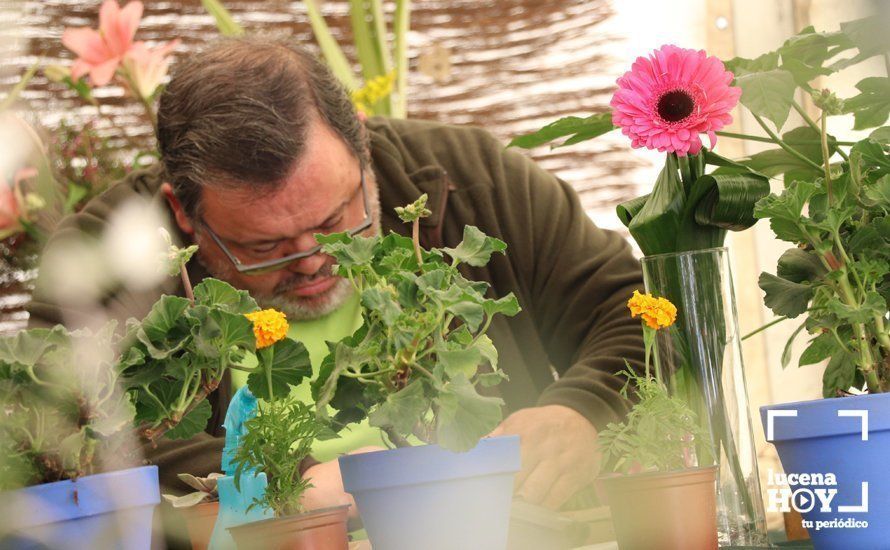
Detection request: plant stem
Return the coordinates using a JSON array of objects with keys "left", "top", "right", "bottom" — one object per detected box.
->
[
  {"left": 741, "top": 316, "right": 788, "bottom": 341},
  {"left": 412, "top": 218, "right": 423, "bottom": 267},
  {"left": 751, "top": 113, "right": 824, "bottom": 172},
  {"left": 715, "top": 130, "right": 856, "bottom": 147},
  {"left": 382, "top": 426, "right": 411, "bottom": 448},
  {"left": 181, "top": 264, "right": 194, "bottom": 305},
  {"left": 793, "top": 100, "right": 849, "bottom": 162},
  {"left": 820, "top": 113, "right": 833, "bottom": 204}
]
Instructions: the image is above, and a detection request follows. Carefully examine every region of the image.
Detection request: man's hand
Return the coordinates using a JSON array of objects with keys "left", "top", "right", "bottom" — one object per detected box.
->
[
  {"left": 301, "top": 446, "right": 385, "bottom": 519},
  {"left": 488, "top": 405, "right": 601, "bottom": 510}
]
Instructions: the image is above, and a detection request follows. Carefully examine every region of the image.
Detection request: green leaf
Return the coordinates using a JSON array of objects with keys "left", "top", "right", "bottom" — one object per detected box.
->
[
  {"left": 247, "top": 339, "right": 312, "bottom": 401},
  {"left": 368, "top": 380, "right": 427, "bottom": 435},
  {"left": 166, "top": 400, "right": 213, "bottom": 440},
  {"left": 193, "top": 279, "right": 258, "bottom": 314},
  {"left": 474, "top": 334, "right": 499, "bottom": 369},
  {"left": 477, "top": 371, "right": 509, "bottom": 387},
  {"left": 438, "top": 346, "right": 482, "bottom": 379},
  {"left": 508, "top": 114, "right": 614, "bottom": 149},
  {"left": 442, "top": 226, "right": 507, "bottom": 267},
  {"left": 799, "top": 332, "right": 837, "bottom": 366},
  {"left": 781, "top": 322, "right": 808, "bottom": 369},
  {"left": 826, "top": 291, "right": 886, "bottom": 324},
  {"left": 624, "top": 155, "right": 685, "bottom": 255},
  {"left": 735, "top": 69, "right": 797, "bottom": 130},
  {"left": 0, "top": 326, "right": 68, "bottom": 367},
  {"left": 778, "top": 26, "right": 851, "bottom": 68},
  {"left": 776, "top": 248, "right": 826, "bottom": 284},
  {"left": 304, "top": 0, "right": 357, "bottom": 90},
  {"left": 840, "top": 16, "right": 890, "bottom": 59},
  {"left": 138, "top": 295, "right": 192, "bottom": 359},
  {"left": 844, "top": 77, "right": 890, "bottom": 130},
  {"left": 207, "top": 309, "right": 256, "bottom": 353},
  {"left": 724, "top": 52, "right": 779, "bottom": 76},
  {"left": 759, "top": 272, "right": 813, "bottom": 318},
  {"left": 317, "top": 233, "right": 377, "bottom": 268},
  {"left": 201, "top": 0, "right": 244, "bottom": 36},
  {"left": 481, "top": 294, "right": 521, "bottom": 318},
  {"left": 446, "top": 301, "right": 484, "bottom": 332},
  {"left": 435, "top": 376, "right": 503, "bottom": 452},
  {"left": 863, "top": 174, "right": 890, "bottom": 210},
  {"left": 361, "top": 287, "right": 402, "bottom": 326},
  {"left": 868, "top": 127, "right": 890, "bottom": 145},
  {"left": 822, "top": 350, "right": 857, "bottom": 397},
  {"left": 753, "top": 180, "right": 820, "bottom": 244}
]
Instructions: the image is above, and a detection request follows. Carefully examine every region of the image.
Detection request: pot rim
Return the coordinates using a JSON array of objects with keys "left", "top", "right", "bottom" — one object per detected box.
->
[
  {"left": 598, "top": 464, "right": 717, "bottom": 483},
  {"left": 339, "top": 435, "right": 520, "bottom": 492},
  {"left": 0, "top": 465, "right": 160, "bottom": 528},
  {"left": 227, "top": 504, "right": 350, "bottom": 533},
  {"left": 760, "top": 392, "right": 890, "bottom": 441}
]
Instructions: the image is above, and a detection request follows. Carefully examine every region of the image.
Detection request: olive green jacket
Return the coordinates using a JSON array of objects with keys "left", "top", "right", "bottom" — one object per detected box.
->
[{"left": 28, "top": 117, "right": 644, "bottom": 492}]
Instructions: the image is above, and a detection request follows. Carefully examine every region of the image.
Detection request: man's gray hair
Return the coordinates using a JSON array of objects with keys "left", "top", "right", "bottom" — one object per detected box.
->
[{"left": 157, "top": 37, "right": 368, "bottom": 219}]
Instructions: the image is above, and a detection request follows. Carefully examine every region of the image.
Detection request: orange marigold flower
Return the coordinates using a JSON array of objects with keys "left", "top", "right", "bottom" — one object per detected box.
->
[
  {"left": 245, "top": 309, "right": 289, "bottom": 349},
  {"left": 627, "top": 290, "right": 677, "bottom": 330}
]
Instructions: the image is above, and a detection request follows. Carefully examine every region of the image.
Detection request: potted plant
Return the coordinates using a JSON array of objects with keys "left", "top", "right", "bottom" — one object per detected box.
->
[
  {"left": 228, "top": 395, "right": 348, "bottom": 550},
  {"left": 736, "top": 16, "right": 890, "bottom": 549},
  {"left": 311, "top": 195, "right": 522, "bottom": 550},
  {"left": 0, "top": 323, "right": 160, "bottom": 550},
  {"left": 162, "top": 473, "right": 224, "bottom": 550},
  {"left": 597, "top": 291, "right": 717, "bottom": 550},
  {"left": 510, "top": 43, "right": 772, "bottom": 545},
  {"left": 0, "top": 233, "right": 287, "bottom": 549}
]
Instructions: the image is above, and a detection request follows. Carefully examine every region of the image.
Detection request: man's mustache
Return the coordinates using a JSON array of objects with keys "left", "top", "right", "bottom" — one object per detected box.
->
[{"left": 273, "top": 260, "right": 337, "bottom": 295}]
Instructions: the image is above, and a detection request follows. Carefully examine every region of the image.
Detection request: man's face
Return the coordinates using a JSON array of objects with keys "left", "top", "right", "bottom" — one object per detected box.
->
[{"left": 191, "top": 118, "right": 379, "bottom": 320}]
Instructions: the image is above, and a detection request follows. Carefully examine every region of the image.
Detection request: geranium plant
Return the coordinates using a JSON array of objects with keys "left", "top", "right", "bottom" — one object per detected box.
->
[
  {"left": 312, "top": 195, "right": 520, "bottom": 452},
  {"left": 0, "top": 233, "right": 309, "bottom": 487},
  {"left": 734, "top": 22, "right": 890, "bottom": 397}
]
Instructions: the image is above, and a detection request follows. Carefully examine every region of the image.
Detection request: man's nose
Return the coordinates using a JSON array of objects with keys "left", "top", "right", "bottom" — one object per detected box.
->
[{"left": 285, "top": 233, "right": 327, "bottom": 275}]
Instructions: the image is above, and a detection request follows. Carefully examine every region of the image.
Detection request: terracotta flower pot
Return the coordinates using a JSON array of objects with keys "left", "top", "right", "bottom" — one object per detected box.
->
[
  {"left": 228, "top": 505, "right": 350, "bottom": 550},
  {"left": 598, "top": 466, "right": 718, "bottom": 550},
  {"left": 181, "top": 501, "right": 219, "bottom": 550}
]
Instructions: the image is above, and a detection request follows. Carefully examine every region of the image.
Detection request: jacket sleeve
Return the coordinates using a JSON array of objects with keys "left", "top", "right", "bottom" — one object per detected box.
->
[{"left": 493, "top": 143, "right": 646, "bottom": 430}]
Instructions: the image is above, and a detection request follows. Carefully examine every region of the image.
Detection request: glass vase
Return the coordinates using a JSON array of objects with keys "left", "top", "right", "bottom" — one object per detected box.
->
[{"left": 641, "top": 247, "right": 768, "bottom": 547}]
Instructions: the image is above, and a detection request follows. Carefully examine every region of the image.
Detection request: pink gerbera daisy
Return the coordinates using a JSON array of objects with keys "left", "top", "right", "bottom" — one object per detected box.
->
[{"left": 610, "top": 45, "right": 741, "bottom": 157}]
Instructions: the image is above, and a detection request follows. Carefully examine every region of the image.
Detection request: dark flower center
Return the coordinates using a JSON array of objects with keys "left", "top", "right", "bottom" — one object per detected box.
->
[{"left": 657, "top": 90, "right": 695, "bottom": 123}]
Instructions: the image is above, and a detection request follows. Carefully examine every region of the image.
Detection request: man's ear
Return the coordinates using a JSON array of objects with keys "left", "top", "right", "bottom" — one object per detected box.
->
[{"left": 160, "top": 182, "right": 196, "bottom": 236}]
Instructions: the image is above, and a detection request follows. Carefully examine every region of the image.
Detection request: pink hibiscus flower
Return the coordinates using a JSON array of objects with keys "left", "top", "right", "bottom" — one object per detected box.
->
[
  {"left": 610, "top": 45, "right": 742, "bottom": 157},
  {"left": 61, "top": 0, "right": 144, "bottom": 87}
]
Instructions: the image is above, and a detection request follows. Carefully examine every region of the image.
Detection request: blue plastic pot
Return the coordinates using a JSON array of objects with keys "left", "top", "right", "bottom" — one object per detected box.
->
[
  {"left": 761, "top": 393, "right": 890, "bottom": 549},
  {"left": 0, "top": 465, "right": 159, "bottom": 549},
  {"left": 339, "top": 435, "right": 521, "bottom": 550}
]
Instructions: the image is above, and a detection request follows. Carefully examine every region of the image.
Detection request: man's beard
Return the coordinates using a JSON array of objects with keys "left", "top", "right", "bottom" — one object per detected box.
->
[{"left": 195, "top": 179, "right": 382, "bottom": 322}]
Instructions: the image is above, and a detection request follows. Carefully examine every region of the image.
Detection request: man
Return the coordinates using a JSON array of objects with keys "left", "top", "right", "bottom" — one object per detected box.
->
[{"left": 28, "top": 37, "right": 644, "bottom": 513}]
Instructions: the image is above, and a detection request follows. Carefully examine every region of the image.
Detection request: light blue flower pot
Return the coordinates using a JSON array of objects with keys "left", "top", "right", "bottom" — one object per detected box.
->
[
  {"left": 0, "top": 465, "right": 159, "bottom": 550},
  {"left": 761, "top": 393, "right": 890, "bottom": 549},
  {"left": 339, "top": 435, "right": 521, "bottom": 550}
]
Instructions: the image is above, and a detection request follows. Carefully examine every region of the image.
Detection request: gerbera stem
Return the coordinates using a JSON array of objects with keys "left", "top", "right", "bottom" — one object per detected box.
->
[{"left": 750, "top": 114, "right": 824, "bottom": 172}]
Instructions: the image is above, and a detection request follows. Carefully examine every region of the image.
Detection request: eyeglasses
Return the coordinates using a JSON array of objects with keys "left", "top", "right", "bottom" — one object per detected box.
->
[{"left": 199, "top": 167, "right": 373, "bottom": 275}]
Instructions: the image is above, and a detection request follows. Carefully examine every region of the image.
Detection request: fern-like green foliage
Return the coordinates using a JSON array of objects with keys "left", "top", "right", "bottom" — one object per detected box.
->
[
  {"left": 598, "top": 369, "right": 713, "bottom": 474},
  {"left": 231, "top": 400, "right": 324, "bottom": 517}
]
